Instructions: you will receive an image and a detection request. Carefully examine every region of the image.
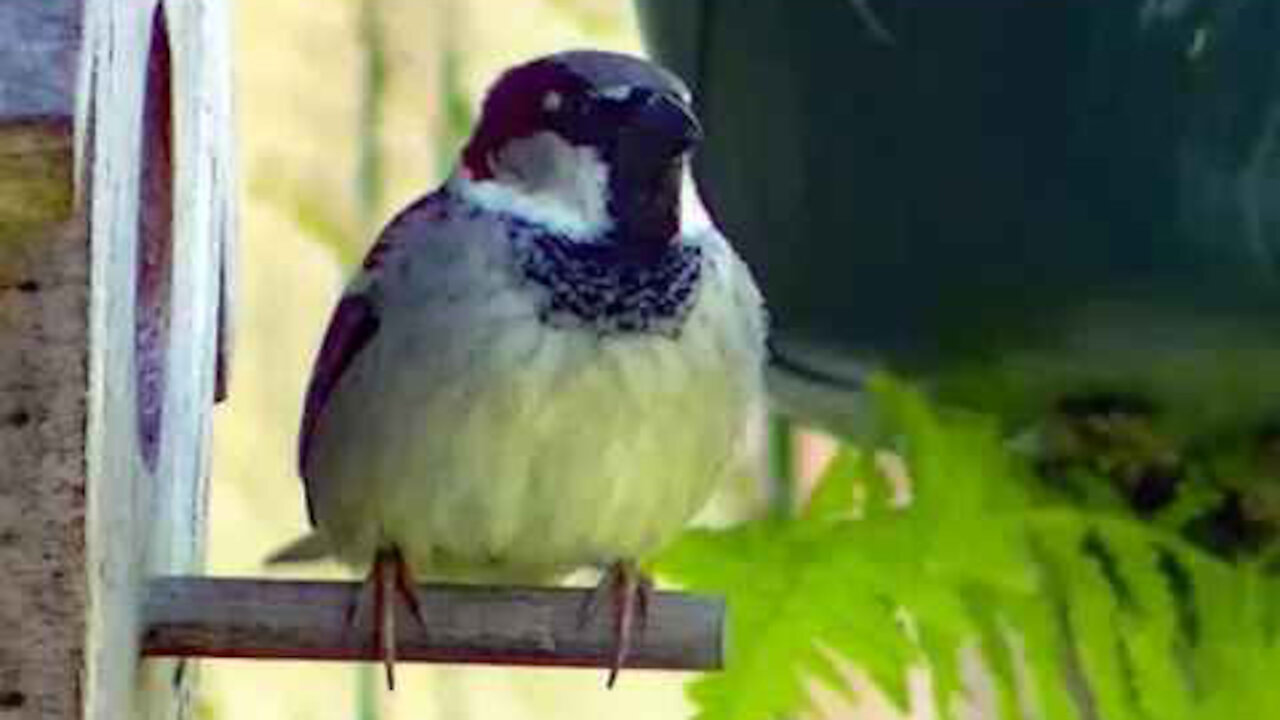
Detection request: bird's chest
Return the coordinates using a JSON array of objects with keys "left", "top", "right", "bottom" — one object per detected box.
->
[{"left": 343, "top": 236, "right": 745, "bottom": 576}]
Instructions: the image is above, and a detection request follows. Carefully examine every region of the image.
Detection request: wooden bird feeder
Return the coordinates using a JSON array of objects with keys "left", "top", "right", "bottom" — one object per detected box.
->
[{"left": 0, "top": 2, "right": 723, "bottom": 717}]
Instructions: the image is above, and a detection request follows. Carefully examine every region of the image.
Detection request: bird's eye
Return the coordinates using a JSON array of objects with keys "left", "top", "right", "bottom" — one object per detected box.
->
[{"left": 542, "top": 91, "right": 563, "bottom": 114}]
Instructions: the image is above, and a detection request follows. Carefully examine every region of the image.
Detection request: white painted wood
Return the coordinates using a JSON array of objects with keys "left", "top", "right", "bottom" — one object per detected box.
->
[{"left": 75, "top": 0, "right": 235, "bottom": 718}]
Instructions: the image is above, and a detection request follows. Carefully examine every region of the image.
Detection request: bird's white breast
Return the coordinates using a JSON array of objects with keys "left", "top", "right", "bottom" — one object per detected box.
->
[{"left": 304, "top": 209, "right": 764, "bottom": 581}]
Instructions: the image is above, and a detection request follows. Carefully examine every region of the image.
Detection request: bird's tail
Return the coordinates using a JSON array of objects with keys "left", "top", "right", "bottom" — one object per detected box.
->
[{"left": 264, "top": 531, "right": 331, "bottom": 565}]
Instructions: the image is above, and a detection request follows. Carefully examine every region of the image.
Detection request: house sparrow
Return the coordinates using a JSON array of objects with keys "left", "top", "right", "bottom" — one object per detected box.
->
[{"left": 270, "top": 50, "right": 766, "bottom": 688}]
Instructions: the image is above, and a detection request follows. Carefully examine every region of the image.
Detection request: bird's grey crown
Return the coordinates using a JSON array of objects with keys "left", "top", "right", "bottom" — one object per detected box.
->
[{"left": 547, "top": 50, "right": 691, "bottom": 103}]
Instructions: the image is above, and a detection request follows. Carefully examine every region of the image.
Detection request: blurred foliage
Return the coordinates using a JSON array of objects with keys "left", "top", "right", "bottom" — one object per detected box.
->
[
  {"left": 356, "top": 0, "right": 387, "bottom": 232},
  {"left": 766, "top": 415, "right": 797, "bottom": 519},
  {"left": 254, "top": 0, "right": 477, "bottom": 274},
  {"left": 247, "top": 170, "right": 363, "bottom": 269},
  {"left": 437, "top": 32, "right": 476, "bottom": 179},
  {"left": 543, "top": 0, "right": 626, "bottom": 37},
  {"left": 656, "top": 375, "right": 1280, "bottom": 720}
]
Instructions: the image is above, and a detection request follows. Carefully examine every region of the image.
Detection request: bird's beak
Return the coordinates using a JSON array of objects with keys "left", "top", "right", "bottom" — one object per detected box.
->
[
  {"left": 624, "top": 92, "right": 703, "bottom": 159},
  {"left": 611, "top": 91, "right": 702, "bottom": 248}
]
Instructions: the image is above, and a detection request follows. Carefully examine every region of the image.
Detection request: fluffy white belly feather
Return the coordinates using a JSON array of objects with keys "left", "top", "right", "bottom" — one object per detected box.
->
[{"left": 303, "top": 222, "right": 762, "bottom": 581}]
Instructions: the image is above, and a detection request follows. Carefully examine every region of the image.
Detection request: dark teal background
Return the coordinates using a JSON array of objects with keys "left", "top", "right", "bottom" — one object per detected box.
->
[{"left": 637, "top": 0, "right": 1280, "bottom": 429}]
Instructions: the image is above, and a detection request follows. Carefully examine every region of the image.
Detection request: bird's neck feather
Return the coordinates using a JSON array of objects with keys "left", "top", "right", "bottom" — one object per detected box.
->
[{"left": 452, "top": 133, "right": 683, "bottom": 252}]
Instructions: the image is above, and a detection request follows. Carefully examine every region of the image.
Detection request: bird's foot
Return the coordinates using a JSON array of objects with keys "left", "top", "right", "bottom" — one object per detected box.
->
[
  {"left": 579, "top": 559, "right": 653, "bottom": 688},
  {"left": 345, "top": 548, "right": 427, "bottom": 690}
]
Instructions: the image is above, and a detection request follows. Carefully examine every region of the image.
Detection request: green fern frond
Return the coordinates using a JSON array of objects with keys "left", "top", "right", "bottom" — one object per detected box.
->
[{"left": 657, "top": 373, "right": 1280, "bottom": 720}]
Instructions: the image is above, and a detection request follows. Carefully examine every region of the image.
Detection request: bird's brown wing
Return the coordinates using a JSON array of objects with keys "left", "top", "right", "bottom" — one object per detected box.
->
[
  {"left": 297, "top": 292, "right": 379, "bottom": 490},
  {"left": 296, "top": 192, "right": 449, "bottom": 524}
]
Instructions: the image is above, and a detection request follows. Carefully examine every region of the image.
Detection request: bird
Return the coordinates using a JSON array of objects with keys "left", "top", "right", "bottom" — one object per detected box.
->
[{"left": 268, "top": 50, "right": 767, "bottom": 689}]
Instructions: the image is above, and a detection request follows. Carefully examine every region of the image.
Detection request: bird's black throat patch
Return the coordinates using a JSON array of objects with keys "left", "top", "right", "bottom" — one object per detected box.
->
[{"left": 514, "top": 229, "right": 702, "bottom": 337}]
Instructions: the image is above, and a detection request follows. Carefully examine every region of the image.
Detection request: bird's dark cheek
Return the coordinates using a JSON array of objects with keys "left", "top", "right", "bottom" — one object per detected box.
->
[
  {"left": 613, "top": 157, "right": 683, "bottom": 247},
  {"left": 650, "top": 159, "right": 683, "bottom": 208},
  {"left": 616, "top": 123, "right": 689, "bottom": 173},
  {"left": 614, "top": 126, "right": 684, "bottom": 191}
]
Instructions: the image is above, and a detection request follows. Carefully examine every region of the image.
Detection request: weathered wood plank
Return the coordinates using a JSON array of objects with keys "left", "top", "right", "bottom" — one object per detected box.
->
[
  {"left": 0, "top": 216, "right": 88, "bottom": 720},
  {"left": 0, "top": 3, "right": 86, "bottom": 719},
  {"left": 0, "top": 119, "right": 74, "bottom": 237},
  {"left": 142, "top": 577, "right": 725, "bottom": 672}
]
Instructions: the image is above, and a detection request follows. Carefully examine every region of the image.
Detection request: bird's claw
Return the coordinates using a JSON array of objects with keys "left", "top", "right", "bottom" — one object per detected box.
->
[
  {"left": 343, "top": 548, "right": 426, "bottom": 691},
  {"left": 393, "top": 554, "right": 428, "bottom": 633},
  {"left": 579, "top": 560, "right": 652, "bottom": 688}
]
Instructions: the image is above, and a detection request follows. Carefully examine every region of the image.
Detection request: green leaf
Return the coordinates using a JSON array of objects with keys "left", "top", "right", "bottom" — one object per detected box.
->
[
  {"left": 658, "top": 520, "right": 914, "bottom": 720},
  {"left": 666, "top": 373, "right": 1280, "bottom": 720}
]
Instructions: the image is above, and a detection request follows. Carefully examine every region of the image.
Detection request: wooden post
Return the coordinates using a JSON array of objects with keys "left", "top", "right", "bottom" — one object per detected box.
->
[
  {"left": 0, "top": 0, "right": 235, "bottom": 717},
  {"left": 0, "top": 3, "right": 83, "bottom": 718}
]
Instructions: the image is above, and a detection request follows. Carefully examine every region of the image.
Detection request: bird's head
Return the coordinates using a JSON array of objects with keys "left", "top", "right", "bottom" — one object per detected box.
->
[{"left": 456, "top": 50, "right": 702, "bottom": 250}]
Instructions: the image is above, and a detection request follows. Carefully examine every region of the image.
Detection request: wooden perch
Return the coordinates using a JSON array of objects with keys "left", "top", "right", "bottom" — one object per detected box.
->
[{"left": 142, "top": 576, "right": 725, "bottom": 672}]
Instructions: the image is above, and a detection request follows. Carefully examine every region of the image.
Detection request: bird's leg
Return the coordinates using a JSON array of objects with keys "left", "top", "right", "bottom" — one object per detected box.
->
[
  {"left": 392, "top": 554, "right": 428, "bottom": 632},
  {"left": 373, "top": 551, "right": 395, "bottom": 689},
  {"left": 579, "top": 560, "right": 653, "bottom": 688},
  {"left": 343, "top": 548, "right": 427, "bottom": 691}
]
